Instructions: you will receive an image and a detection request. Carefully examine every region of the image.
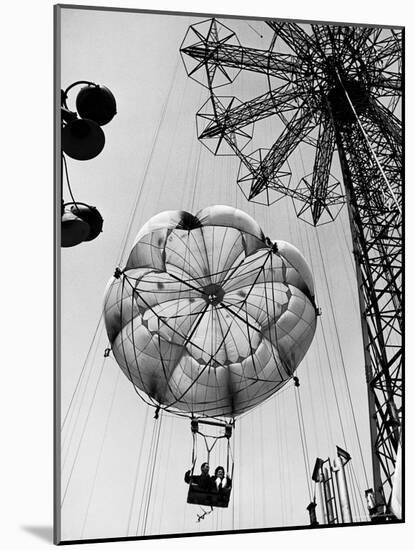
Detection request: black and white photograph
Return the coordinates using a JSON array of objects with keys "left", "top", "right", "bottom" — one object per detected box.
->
[{"left": 54, "top": 3, "right": 403, "bottom": 545}]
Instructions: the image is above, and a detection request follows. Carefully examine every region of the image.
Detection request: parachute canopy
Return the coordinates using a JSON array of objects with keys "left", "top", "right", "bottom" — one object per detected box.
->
[{"left": 104, "top": 205, "right": 317, "bottom": 417}]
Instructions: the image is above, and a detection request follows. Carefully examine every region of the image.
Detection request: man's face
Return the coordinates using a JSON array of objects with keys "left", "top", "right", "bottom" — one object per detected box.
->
[
  {"left": 201, "top": 463, "right": 209, "bottom": 475},
  {"left": 216, "top": 468, "right": 224, "bottom": 479}
]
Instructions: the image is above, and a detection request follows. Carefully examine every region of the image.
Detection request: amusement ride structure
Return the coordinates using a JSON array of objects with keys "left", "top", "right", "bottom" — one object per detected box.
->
[
  {"left": 59, "top": 14, "right": 403, "bottom": 542},
  {"left": 180, "top": 18, "right": 402, "bottom": 518}
]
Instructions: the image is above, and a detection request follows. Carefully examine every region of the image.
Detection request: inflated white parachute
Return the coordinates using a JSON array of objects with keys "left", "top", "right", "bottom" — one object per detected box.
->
[{"left": 104, "top": 205, "right": 317, "bottom": 417}]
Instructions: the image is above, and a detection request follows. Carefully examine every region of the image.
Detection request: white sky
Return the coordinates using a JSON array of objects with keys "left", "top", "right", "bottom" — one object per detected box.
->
[{"left": 58, "top": 6, "right": 393, "bottom": 542}]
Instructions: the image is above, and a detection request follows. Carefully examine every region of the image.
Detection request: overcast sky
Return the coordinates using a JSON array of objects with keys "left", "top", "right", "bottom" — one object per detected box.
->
[{"left": 58, "top": 6, "right": 383, "bottom": 542}]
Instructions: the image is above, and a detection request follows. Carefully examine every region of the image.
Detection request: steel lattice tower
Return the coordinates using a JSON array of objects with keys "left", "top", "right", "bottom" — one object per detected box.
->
[{"left": 180, "top": 18, "right": 403, "bottom": 518}]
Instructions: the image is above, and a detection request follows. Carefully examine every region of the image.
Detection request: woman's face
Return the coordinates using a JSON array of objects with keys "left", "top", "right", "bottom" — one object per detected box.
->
[{"left": 217, "top": 468, "right": 224, "bottom": 478}]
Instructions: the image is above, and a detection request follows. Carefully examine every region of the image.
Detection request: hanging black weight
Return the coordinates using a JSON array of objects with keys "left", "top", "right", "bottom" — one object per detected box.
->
[
  {"left": 61, "top": 206, "right": 90, "bottom": 247},
  {"left": 76, "top": 85, "right": 117, "bottom": 126},
  {"left": 62, "top": 118, "right": 105, "bottom": 161},
  {"left": 71, "top": 204, "right": 104, "bottom": 241}
]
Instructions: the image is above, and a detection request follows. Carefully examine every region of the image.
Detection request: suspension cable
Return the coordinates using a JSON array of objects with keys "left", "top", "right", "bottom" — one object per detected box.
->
[
  {"left": 80, "top": 370, "right": 122, "bottom": 537},
  {"left": 126, "top": 405, "right": 151, "bottom": 536},
  {"left": 293, "top": 382, "right": 312, "bottom": 501},
  {"left": 335, "top": 68, "right": 401, "bottom": 215},
  {"left": 61, "top": 357, "right": 107, "bottom": 507},
  {"left": 61, "top": 317, "right": 104, "bottom": 432},
  {"left": 117, "top": 57, "right": 181, "bottom": 267},
  {"left": 135, "top": 412, "right": 163, "bottom": 536},
  {"left": 62, "top": 153, "right": 78, "bottom": 205},
  {"left": 142, "top": 412, "right": 163, "bottom": 535},
  {"left": 315, "top": 228, "right": 370, "bottom": 488},
  {"left": 294, "top": 142, "right": 370, "bottom": 494},
  {"left": 350, "top": 461, "right": 369, "bottom": 521}
]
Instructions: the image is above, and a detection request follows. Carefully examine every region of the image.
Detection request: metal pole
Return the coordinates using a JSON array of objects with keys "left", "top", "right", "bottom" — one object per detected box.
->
[
  {"left": 306, "top": 501, "right": 319, "bottom": 526},
  {"left": 333, "top": 458, "right": 353, "bottom": 523},
  {"left": 332, "top": 460, "right": 343, "bottom": 522},
  {"left": 316, "top": 472, "right": 327, "bottom": 525},
  {"left": 323, "top": 467, "right": 335, "bottom": 524}
]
